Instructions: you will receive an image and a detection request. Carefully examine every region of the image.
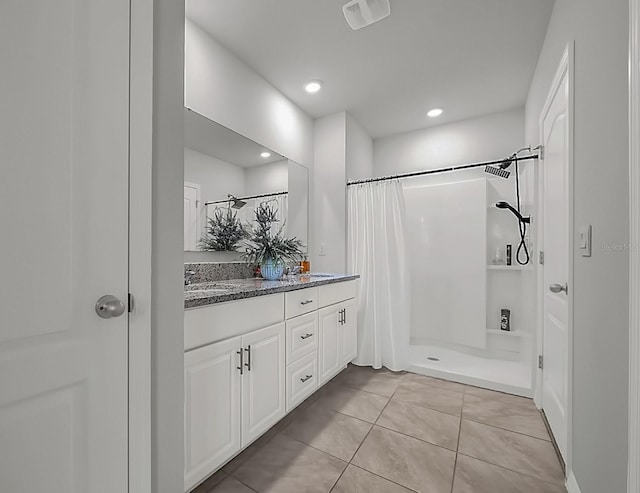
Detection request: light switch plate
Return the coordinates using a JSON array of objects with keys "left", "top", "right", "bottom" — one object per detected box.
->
[
  {"left": 319, "top": 243, "right": 327, "bottom": 256},
  {"left": 578, "top": 225, "right": 592, "bottom": 257}
]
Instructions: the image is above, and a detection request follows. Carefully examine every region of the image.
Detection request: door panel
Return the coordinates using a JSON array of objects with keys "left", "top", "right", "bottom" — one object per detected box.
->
[
  {"left": 341, "top": 300, "right": 358, "bottom": 365},
  {"left": 184, "top": 183, "right": 199, "bottom": 251},
  {"left": 541, "top": 69, "right": 569, "bottom": 460},
  {"left": 184, "top": 338, "right": 242, "bottom": 491},
  {"left": 319, "top": 306, "right": 341, "bottom": 385},
  {"left": 0, "top": 0, "right": 130, "bottom": 491},
  {"left": 241, "top": 323, "right": 285, "bottom": 447}
]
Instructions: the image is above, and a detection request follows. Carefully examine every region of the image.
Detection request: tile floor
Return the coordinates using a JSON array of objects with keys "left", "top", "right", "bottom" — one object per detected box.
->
[{"left": 194, "top": 365, "right": 566, "bottom": 493}]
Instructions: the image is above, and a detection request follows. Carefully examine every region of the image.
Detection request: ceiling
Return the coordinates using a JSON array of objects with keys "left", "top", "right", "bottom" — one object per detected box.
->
[
  {"left": 186, "top": 0, "right": 555, "bottom": 139},
  {"left": 184, "top": 108, "right": 285, "bottom": 167}
]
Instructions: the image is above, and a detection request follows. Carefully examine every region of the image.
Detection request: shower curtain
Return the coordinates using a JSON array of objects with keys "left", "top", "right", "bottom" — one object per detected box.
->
[{"left": 347, "top": 180, "right": 410, "bottom": 371}]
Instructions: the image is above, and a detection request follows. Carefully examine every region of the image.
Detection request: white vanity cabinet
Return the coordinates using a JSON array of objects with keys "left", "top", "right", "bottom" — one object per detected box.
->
[
  {"left": 318, "top": 298, "right": 358, "bottom": 385},
  {"left": 183, "top": 279, "right": 357, "bottom": 492}
]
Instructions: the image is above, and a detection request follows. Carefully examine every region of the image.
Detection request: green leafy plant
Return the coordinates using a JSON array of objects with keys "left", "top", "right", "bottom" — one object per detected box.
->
[
  {"left": 199, "top": 206, "right": 247, "bottom": 252},
  {"left": 241, "top": 201, "right": 305, "bottom": 266}
]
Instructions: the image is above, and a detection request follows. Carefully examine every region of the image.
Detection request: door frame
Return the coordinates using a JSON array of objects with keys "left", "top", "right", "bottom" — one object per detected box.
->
[
  {"left": 184, "top": 181, "right": 202, "bottom": 251},
  {"left": 129, "top": 0, "right": 154, "bottom": 491},
  {"left": 629, "top": 1, "right": 640, "bottom": 491},
  {"left": 535, "top": 42, "right": 575, "bottom": 480}
]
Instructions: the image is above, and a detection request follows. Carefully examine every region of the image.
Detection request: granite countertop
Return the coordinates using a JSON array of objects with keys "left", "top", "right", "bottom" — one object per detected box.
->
[{"left": 184, "top": 273, "right": 360, "bottom": 309}]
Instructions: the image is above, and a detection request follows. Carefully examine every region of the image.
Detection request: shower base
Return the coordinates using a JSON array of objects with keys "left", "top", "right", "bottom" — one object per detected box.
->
[{"left": 406, "top": 345, "right": 533, "bottom": 397}]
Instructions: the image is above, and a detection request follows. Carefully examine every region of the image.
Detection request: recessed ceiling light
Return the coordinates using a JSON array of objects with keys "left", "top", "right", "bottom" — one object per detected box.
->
[
  {"left": 260, "top": 151, "right": 271, "bottom": 158},
  {"left": 304, "top": 80, "right": 323, "bottom": 94},
  {"left": 427, "top": 108, "right": 443, "bottom": 118}
]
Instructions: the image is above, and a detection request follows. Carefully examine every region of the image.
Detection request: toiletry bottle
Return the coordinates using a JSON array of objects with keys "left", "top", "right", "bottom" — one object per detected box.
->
[
  {"left": 506, "top": 244, "right": 512, "bottom": 266},
  {"left": 492, "top": 247, "right": 504, "bottom": 265},
  {"left": 301, "top": 256, "right": 310, "bottom": 274},
  {"left": 500, "top": 309, "right": 511, "bottom": 332}
]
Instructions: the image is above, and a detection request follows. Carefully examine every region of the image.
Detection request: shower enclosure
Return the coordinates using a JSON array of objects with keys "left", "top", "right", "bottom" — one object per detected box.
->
[{"left": 348, "top": 151, "right": 538, "bottom": 396}]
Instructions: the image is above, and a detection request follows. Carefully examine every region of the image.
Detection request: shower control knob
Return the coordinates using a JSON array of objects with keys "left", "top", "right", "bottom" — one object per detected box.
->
[
  {"left": 95, "top": 295, "right": 126, "bottom": 319},
  {"left": 549, "top": 283, "right": 568, "bottom": 295}
]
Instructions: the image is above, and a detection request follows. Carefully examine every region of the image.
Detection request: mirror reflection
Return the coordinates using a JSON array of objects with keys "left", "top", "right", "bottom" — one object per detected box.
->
[{"left": 183, "top": 108, "right": 308, "bottom": 260}]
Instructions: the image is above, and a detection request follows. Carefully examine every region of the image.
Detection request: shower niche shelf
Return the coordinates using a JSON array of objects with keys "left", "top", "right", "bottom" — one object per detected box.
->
[
  {"left": 487, "top": 265, "right": 532, "bottom": 271},
  {"left": 486, "top": 328, "right": 531, "bottom": 338}
]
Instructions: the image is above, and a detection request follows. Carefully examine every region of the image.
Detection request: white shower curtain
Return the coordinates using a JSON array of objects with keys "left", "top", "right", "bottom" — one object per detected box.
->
[{"left": 347, "top": 180, "right": 410, "bottom": 371}]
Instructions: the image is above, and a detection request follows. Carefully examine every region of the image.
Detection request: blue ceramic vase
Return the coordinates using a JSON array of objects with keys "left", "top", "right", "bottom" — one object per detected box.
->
[{"left": 260, "top": 258, "right": 285, "bottom": 280}]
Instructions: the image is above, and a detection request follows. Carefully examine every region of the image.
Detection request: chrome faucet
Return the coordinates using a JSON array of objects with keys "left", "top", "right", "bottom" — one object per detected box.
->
[{"left": 184, "top": 270, "right": 197, "bottom": 286}]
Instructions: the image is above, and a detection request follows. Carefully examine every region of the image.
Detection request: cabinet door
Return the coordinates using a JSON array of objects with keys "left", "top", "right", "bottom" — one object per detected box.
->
[
  {"left": 184, "top": 337, "right": 242, "bottom": 492},
  {"left": 341, "top": 300, "right": 358, "bottom": 366},
  {"left": 241, "top": 323, "right": 286, "bottom": 447},
  {"left": 318, "top": 305, "right": 341, "bottom": 385}
]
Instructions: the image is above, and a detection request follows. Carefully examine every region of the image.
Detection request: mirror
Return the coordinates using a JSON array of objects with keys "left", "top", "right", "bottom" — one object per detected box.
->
[{"left": 183, "top": 108, "right": 309, "bottom": 261}]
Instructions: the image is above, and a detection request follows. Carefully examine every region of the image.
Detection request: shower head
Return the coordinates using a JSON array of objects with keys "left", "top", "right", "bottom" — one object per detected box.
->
[
  {"left": 495, "top": 201, "right": 530, "bottom": 224},
  {"left": 484, "top": 147, "right": 533, "bottom": 180},
  {"left": 228, "top": 194, "right": 247, "bottom": 210}
]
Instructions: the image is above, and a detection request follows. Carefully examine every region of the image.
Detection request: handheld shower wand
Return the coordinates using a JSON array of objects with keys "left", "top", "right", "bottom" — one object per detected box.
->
[{"left": 495, "top": 201, "right": 530, "bottom": 224}]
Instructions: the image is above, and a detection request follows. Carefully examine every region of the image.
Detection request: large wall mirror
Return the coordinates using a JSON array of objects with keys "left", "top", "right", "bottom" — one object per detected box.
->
[{"left": 183, "top": 108, "right": 309, "bottom": 261}]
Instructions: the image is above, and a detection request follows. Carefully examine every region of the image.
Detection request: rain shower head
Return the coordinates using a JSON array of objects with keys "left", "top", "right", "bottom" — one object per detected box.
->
[
  {"left": 495, "top": 201, "right": 530, "bottom": 224},
  {"left": 483, "top": 147, "right": 533, "bottom": 180},
  {"left": 228, "top": 194, "right": 247, "bottom": 210}
]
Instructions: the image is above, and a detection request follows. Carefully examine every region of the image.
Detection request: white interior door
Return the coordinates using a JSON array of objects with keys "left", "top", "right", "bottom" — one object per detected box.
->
[
  {"left": 0, "top": 1, "right": 130, "bottom": 491},
  {"left": 184, "top": 183, "right": 200, "bottom": 251},
  {"left": 541, "top": 63, "right": 570, "bottom": 460}
]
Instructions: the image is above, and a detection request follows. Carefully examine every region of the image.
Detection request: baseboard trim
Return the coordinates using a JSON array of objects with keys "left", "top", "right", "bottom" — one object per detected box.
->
[{"left": 566, "top": 471, "right": 582, "bottom": 493}]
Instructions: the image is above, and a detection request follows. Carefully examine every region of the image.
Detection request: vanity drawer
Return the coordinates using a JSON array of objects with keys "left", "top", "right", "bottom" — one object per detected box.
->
[
  {"left": 286, "top": 352, "right": 318, "bottom": 412},
  {"left": 318, "top": 280, "right": 356, "bottom": 308},
  {"left": 285, "top": 287, "right": 319, "bottom": 319},
  {"left": 286, "top": 312, "right": 318, "bottom": 363}
]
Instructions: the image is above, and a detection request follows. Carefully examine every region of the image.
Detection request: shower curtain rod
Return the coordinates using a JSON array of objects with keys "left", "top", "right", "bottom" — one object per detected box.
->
[
  {"left": 204, "top": 190, "right": 288, "bottom": 207},
  {"left": 346, "top": 154, "right": 539, "bottom": 186}
]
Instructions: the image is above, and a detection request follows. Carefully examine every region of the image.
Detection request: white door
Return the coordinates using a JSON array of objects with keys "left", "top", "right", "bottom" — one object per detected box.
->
[
  {"left": 318, "top": 306, "right": 341, "bottom": 385},
  {"left": 184, "top": 338, "right": 242, "bottom": 492},
  {"left": 241, "top": 323, "right": 285, "bottom": 447},
  {"left": 0, "top": 0, "right": 130, "bottom": 491},
  {"left": 341, "top": 300, "right": 358, "bottom": 366},
  {"left": 541, "top": 62, "right": 570, "bottom": 460},
  {"left": 184, "top": 183, "right": 200, "bottom": 250}
]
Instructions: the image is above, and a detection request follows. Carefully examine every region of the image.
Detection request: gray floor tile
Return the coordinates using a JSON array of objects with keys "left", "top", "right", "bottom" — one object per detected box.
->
[
  {"left": 393, "top": 381, "right": 464, "bottom": 416},
  {"left": 209, "top": 476, "right": 257, "bottom": 493},
  {"left": 452, "top": 454, "right": 566, "bottom": 493},
  {"left": 403, "top": 372, "right": 468, "bottom": 394},
  {"left": 458, "top": 420, "right": 565, "bottom": 485},
  {"left": 192, "top": 470, "right": 229, "bottom": 492},
  {"left": 233, "top": 434, "right": 347, "bottom": 493},
  {"left": 333, "top": 365, "right": 404, "bottom": 397},
  {"left": 462, "top": 390, "right": 549, "bottom": 440},
  {"left": 314, "top": 381, "right": 390, "bottom": 423},
  {"left": 352, "top": 426, "right": 456, "bottom": 493},
  {"left": 282, "top": 404, "right": 372, "bottom": 461},
  {"left": 376, "top": 399, "right": 460, "bottom": 450},
  {"left": 331, "top": 465, "right": 414, "bottom": 493}
]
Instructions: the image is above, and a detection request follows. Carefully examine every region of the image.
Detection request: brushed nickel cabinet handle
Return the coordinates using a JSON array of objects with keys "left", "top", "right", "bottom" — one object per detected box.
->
[
  {"left": 300, "top": 375, "right": 313, "bottom": 383},
  {"left": 300, "top": 299, "right": 314, "bottom": 305},
  {"left": 244, "top": 345, "right": 252, "bottom": 371},
  {"left": 300, "top": 333, "right": 314, "bottom": 340},
  {"left": 237, "top": 348, "right": 244, "bottom": 375}
]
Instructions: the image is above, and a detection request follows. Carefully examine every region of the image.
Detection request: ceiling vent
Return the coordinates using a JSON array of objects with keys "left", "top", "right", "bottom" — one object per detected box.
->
[{"left": 342, "top": 0, "right": 391, "bottom": 31}]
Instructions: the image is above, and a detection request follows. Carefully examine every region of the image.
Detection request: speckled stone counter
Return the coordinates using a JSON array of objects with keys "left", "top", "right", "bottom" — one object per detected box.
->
[{"left": 184, "top": 274, "right": 359, "bottom": 309}]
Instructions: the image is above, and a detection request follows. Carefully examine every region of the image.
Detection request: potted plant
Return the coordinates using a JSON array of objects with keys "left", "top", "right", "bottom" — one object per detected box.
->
[
  {"left": 199, "top": 206, "right": 247, "bottom": 251},
  {"left": 241, "top": 201, "right": 305, "bottom": 280}
]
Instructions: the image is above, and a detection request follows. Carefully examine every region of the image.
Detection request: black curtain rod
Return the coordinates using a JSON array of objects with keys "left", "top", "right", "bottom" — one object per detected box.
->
[
  {"left": 346, "top": 155, "right": 539, "bottom": 186},
  {"left": 204, "top": 190, "right": 288, "bottom": 207}
]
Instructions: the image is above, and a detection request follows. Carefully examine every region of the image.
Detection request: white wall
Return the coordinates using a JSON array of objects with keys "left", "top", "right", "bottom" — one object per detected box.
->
[
  {"left": 185, "top": 19, "right": 314, "bottom": 168},
  {"left": 152, "top": 0, "right": 185, "bottom": 491},
  {"left": 374, "top": 108, "right": 525, "bottom": 177},
  {"left": 313, "top": 113, "right": 347, "bottom": 272},
  {"left": 245, "top": 160, "right": 289, "bottom": 196},
  {"left": 184, "top": 147, "right": 246, "bottom": 205},
  {"left": 346, "top": 113, "right": 374, "bottom": 181},
  {"left": 525, "top": 0, "right": 629, "bottom": 491}
]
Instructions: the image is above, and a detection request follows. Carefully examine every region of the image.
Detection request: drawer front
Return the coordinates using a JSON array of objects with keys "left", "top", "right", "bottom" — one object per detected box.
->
[
  {"left": 286, "top": 312, "right": 318, "bottom": 364},
  {"left": 184, "top": 294, "right": 285, "bottom": 351},
  {"left": 286, "top": 352, "right": 318, "bottom": 412},
  {"left": 318, "top": 280, "right": 356, "bottom": 308},
  {"left": 285, "top": 287, "right": 319, "bottom": 319}
]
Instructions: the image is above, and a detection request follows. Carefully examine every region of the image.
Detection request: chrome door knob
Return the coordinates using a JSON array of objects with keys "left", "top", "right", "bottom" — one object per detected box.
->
[
  {"left": 549, "top": 283, "right": 568, "bottom": 294},
  {"left": 95, "top": 295, "right": 126, "bottom": 319}
]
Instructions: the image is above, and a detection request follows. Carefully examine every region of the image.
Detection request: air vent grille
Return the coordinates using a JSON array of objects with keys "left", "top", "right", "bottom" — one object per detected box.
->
[{"left": 343, "top": 0, "right": 391, "bottom": 30}]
